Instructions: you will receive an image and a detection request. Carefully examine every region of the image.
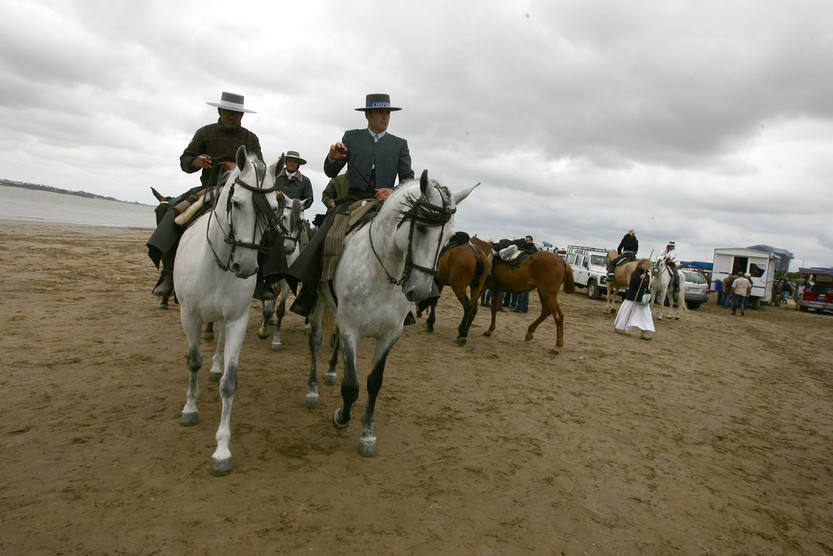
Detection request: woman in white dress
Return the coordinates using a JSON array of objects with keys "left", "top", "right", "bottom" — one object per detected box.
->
[{"left": 614, "top": 258, "right": 655, "bottom": 340}]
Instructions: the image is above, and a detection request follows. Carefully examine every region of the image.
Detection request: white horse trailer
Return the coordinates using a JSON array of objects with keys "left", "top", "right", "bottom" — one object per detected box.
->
[{"left": 711, "top": 248, "right": 779, "bottom": 307}]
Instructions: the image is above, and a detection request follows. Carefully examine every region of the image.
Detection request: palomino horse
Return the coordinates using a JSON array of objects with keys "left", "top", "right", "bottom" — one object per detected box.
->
[
  {"left": 256, "top": 194, "right": 311, "bottom": 350},
  {"left": 306, "top": 171, "right": 477, "bottom": 456},
  {"left": 651, "top": 258, "right": 687, "bottom": 320},
  {"left": 604, "top": 249, "right": 639, "bottom": 314},
  {"left": 421, "top": 233, "right": 491, "bottom": 345},
  {"left": 174, "top": 146, "right": 280, "bottom": 475},
  {"left": 472, "top": 237, "right": 576, "bottom": 354}
]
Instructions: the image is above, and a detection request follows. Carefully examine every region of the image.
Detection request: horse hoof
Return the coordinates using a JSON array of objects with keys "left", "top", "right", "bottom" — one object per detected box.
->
[
  {"left": 158, "top": 302, "right": 168, "bottom": 310},
  {"left": 257, "top": 329, "right": 268, "bottom": 339},
  {"left": 359, "top": 435, "right": 378, "bottom": 457},
  {"left": 324, "top": 372, "right": 338, "bottom": 386},
  {"left": 204, "top": 331, "right": 214, "bottom": 341},
  {"left": 209, "top": 372, "right": 221, "bottom": 383},
  {"left": 483, "top": 330, "right": 492, "bottom": 337},
  {"left": 549, "top": 348, "right": 561, "bottom": 356},
  {"left": 179, "top": 412, "right": 198, "bottom": 426},
  {"left": 210, "top": 457, "right": 232, "bottom": 476},
  {"left": 675, "top": 316, "right": 680, "bottom": 320},
  {"left": 456, "top": 337, "right": 467, "bottom": 346},
  {"left": 305, "top": 393, "right": 319, "bottom": 409},
  {"left": 333, "top": 407, "right": 350, "bottom": 429},
  {"left": 525, "top": 333, "right": 533, "bottom": 342},
  {"left": 270, "top": 341, "right": 282, "bottom": 351},
  {"left": 425, "top": 326, "right": 434, "bottom": 333}
]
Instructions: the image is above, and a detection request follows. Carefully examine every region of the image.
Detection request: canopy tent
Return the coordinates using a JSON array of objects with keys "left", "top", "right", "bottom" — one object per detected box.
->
[{"left": 747, "top": 244, "right": 794, "bottom": 273}]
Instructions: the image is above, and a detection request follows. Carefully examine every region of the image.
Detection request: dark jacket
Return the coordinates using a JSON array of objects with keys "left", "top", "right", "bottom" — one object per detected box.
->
[
  {"left": 617, "top": 233, "right": 638, "bottom": 254},
  {"left": 275, "top": 170, "right": 313, "bottom": 202},
  {"left": 323, "top": 128, "right": 413, "bottom": 192},
  {"left": 180, "top": 120, "right": 263, "bottom": 187},
  {"left": 625, "top": 268, "right": 651, "bottom": 301}
]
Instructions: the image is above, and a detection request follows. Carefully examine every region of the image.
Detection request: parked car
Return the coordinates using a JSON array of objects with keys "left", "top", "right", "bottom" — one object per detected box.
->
[{"left": 683, "top": 270, "right": 709, "bottom": 309}]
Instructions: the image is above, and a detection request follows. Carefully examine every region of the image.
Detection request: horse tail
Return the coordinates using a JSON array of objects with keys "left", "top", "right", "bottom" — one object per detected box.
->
[
  {"left": 563, "top": 260, "right": 576, "bottom": 293},
  {"left": 470, "top": 253, "right": 486, "bottom": 290}
]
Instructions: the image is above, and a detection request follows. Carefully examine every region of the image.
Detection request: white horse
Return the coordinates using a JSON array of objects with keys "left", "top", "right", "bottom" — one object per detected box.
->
[
  {"left": 174, "top": 146, "right": 281, "bottom": 476},
  {"left": 306, "top": 170, "right": 477, "bottom": 456},
  {"left": 651, "top": 258, "right": 687, "bottom": 320},
  {"left": 256, "top": 194, "right": 311, "bottom": 350}
]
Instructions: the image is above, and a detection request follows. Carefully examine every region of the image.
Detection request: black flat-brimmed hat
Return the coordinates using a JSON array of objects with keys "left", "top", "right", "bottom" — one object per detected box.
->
[
  {"left": 285, "top": 150, "right": 307, "bottom": 165},
  {"left": 206, "top": 91, "right": 256, "bottom": 113},
  {"left": 355, "top": 93, "right": 401, "bottom": 112}
]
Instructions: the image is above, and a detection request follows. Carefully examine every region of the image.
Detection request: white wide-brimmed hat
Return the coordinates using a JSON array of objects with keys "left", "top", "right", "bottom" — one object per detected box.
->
[
  {"left": 206, "top": 91, "right": 256, "bottom": 113},
  {"left": 285, "top": 150, "right": 307, "bottom": 165}
]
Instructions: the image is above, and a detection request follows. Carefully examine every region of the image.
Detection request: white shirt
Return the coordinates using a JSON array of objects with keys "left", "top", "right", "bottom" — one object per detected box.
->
[
  {"left": 661, "top": 248, "right": 679, "bottom": 263},
  {"left": 368, "top": 129, "right": 386, "bottom": 143}
]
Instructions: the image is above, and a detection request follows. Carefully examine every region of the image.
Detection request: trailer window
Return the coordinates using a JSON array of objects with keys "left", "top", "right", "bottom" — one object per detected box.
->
[
  {"left": 750, "top": 263, "right": 766, "bottom": 278},
  {"left": 732, "top": 257, "right": 748, "bottom": 275}
]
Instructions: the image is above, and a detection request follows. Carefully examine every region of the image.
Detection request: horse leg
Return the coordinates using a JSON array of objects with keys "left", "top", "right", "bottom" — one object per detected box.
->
[
  {"left": 210, "top": 317, "right": 246, "bottom": 476},
  {"left": 333, "top": 329, "right": 360, "bottom": 430},
  {"left": 179, "top": 314, "right": 202, "bottom": 426},
  {"left": 207, "top": 323, "right": 224, "bottom": 383},
  {"left": 483, "top": 290, "right": 499, "bottom": 337},
  {"left": 325, "top": 330, "right": 339, "bottom": 386},
  {"left": 204, "top": 321, "right": 214, "bottom": 341},
  {"left": 257, "top": 300, "right": 273, "bottom": 339},
  {"left": 356, "top": 329, "right": 400, "bottom": 456},
  {"left": 305, "top": 300, "right": 325, "bottom": 409},
  {"left": 455, "top": 287, "right": 474, "bottom": 346},
  {"left": 425, "top": 301, "right": 436, "bottom": 332},
  {"left": 271, "top": 283, "right": 289, "bottom": 351}
]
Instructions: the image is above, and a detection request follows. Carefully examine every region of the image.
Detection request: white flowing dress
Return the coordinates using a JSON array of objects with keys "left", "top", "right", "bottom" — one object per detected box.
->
[{"left": 614, "top": 299, "right": 655, "bottom": 332}]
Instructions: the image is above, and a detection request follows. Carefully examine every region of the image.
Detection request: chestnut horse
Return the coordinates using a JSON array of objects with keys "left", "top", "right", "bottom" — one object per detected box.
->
[
  {"left": 471, "top": 237, "right": 575, "bottom": 354},
  {"left": 421, "top": 233, "right": 492, "bottom": 345},
  {"left": 604, "top": 249, "right": 639, "bottom": 314}
]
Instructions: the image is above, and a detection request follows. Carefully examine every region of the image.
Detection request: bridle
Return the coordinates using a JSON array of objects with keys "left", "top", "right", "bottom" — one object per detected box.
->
[
  {"left": 369, "top": 183, "right": 455, "bottom": 287},
  {"left": 206, "top": 159, "right": 280, "bottom": 273}
]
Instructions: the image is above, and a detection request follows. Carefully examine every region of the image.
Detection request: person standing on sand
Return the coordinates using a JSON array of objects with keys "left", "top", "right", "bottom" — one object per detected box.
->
[
  {"left": 730, "top": 271, "right": 752, "bottom": 316},
  {"left": 613, "top": 258, "right": 655, "bottom": 340}
]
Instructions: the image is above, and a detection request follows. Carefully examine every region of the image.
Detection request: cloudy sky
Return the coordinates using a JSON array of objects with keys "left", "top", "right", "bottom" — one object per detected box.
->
[{"left": 2, "top": 0, "right": 831, "bottom": 268}]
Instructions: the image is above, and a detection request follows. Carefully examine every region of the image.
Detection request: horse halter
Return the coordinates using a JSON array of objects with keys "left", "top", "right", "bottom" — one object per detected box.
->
[
  {"left": 369, "top": 183, "right": 456, "bottom": 287},
  {"left": 206, "top": 159, "right": 280, "bottom": 273}
]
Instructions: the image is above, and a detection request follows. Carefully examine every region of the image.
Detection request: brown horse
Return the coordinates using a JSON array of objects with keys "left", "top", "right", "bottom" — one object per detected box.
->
[
  {"left": 421, "top": 234, "right": 492, "bottom": 345},
  {"left": 471, "top": 237, "right": 575, "bottom": 354},
  {"left": 604, "top": 249, "right": 639, "bottom": 314}
]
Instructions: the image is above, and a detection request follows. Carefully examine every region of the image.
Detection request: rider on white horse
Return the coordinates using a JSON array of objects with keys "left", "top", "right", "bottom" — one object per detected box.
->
[{"left": 658, "top": 241, "right": 680, "bottom": 292}]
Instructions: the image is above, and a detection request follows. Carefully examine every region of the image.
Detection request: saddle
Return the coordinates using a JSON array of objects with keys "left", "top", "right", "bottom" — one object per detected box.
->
[
  {"left": 493, "top": 243, "right": 533, "bottom": 269},
  {"left": 612, "top": 251, "right": 636, "bottom": 267},
  {"left": 321, "top": 198, "right": 380, "bottom": 282}
]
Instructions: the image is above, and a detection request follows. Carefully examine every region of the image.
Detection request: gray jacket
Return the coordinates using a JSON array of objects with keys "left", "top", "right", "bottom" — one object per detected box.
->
[{"left": 323, "top": 128, "right": 413, "bottom": 192}]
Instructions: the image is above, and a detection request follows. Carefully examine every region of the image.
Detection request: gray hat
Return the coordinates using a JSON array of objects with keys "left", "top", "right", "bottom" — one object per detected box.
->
[
  {"left": 355, "top": 93, "right": 402, "bottom": 112},
  {"left": 285, "top": 150, "right": 307, "bottom": 165},
  {"left": 206, "top": 91, "right": 256, "bottom": 113}
]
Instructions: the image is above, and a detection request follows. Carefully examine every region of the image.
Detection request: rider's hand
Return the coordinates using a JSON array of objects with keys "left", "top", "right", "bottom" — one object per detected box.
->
[
  {"left": 328, "top": 142, "right": 348, "bottom": 160},
  {"left": 221, "top": 161, "right": 236, "bottom": 171},
  {"left": 375, "top": 188, "right": 392, "bottom": 203},
  {"left": 193, "top": 154, "right": 212, "bottom": 169}
]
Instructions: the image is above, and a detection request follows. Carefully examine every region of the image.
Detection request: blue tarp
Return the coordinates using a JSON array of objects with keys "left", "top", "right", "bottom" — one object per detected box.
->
[
  {"left": 747, "top": 244, "right": 794, "bottom": 273},
  {"left": 681, "top": 260, "right": 713, "bottom": 270}
]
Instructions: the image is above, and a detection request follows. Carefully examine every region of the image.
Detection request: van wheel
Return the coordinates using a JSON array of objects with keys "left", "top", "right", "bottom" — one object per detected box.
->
[
  {"left": 587, "top": 279, "right": 598, "bottom": 299},
  {"left": 798, "top": 305, "right": 808, "bottom": 312}
]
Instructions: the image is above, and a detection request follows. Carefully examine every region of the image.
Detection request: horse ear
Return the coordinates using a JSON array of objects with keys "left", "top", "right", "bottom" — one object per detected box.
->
[
  {"left": 453, "top": 182, "right": 479, "bottom": 205},
  {"left": 302, "top": 197, "right": 313, "bottom": 210},
  {"left": 420, "top": 169, "right": 429, "bottom": 196},
  {"left": 150, "top": 186, "right": 166, "bottom": 202},
  {"left": 275, "top": 153, "right": 285, "bottom": 178},
  {"left": 236, "top": 145, "right": 247, "bottom": 170}
]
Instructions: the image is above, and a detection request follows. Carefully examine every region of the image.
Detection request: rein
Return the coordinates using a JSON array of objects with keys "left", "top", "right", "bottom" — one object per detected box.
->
[
  {"left": 206, "top": 162, "right": 281, "bottom": 273},
  {"left": 368, "top": 184, "right": 455, "bottom": 287}
]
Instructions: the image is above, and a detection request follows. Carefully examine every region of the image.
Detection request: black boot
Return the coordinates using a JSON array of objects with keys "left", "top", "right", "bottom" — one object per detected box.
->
[
  {"left": 290, "top": 286, "right": 317, "bottom": 317},
  {"left": 152, "top": 271, "right": 173, "bottom": 297}
]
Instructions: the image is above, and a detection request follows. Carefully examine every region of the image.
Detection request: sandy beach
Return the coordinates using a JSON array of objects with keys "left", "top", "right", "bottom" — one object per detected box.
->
[{"left": 1, "top": 220, "right": 832, "bottom": 555}]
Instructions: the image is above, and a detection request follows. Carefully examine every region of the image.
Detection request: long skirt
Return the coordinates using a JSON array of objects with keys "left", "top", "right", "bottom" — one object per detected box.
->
[{"left": 614, "top": 299, "right": 655, "bottom": 332}]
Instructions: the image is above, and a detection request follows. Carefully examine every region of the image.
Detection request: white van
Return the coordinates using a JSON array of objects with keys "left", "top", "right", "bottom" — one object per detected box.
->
[{"left": 565, "top": 245, "right": 609, "bottom": 298}]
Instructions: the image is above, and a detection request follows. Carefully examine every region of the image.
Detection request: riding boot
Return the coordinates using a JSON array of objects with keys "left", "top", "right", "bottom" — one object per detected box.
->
[
  {"left": 290, "top": 285, "right": 317, "bottom": 317},
  {"left": 152, "top": 253, "right": 174, "bottom": 297}
]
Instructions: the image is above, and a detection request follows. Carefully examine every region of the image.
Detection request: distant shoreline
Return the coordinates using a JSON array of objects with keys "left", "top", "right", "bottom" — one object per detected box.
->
[{"left": 0, "top": 178, "right": 152, "bottom": 207}]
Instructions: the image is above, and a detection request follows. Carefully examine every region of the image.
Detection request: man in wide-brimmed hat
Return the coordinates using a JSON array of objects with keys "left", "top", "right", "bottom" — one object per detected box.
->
[
  {"left": 659, "top": 240, "right": 680, "bottom": 293},
  {"left": 147, "top": 91, "right": 263, "bottom": 300},
  {"left": 275, "top": 150, "right": 313, "bottom": 203},
  {"left": 323, "top": 93, "right": 414, "bottom": 203},
  {"left": 284, "top": 93, "right": 415, "bottom": 317}
]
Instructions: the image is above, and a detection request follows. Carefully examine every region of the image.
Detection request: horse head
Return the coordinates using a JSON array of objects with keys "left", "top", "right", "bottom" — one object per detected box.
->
[
  {"left": 212, "top": 145, "right": 270, "bottom": 279},
  {"left": 382, "top": 170, "right": 478, "bottom": 302},
  {"left": 606, "top": 249, "right": 617, "bottom": 264}
]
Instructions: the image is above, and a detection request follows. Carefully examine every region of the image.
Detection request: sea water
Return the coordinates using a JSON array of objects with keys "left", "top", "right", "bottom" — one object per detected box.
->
[{"left": 0, "top": 185, "right": 156, "bottom": 228}]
